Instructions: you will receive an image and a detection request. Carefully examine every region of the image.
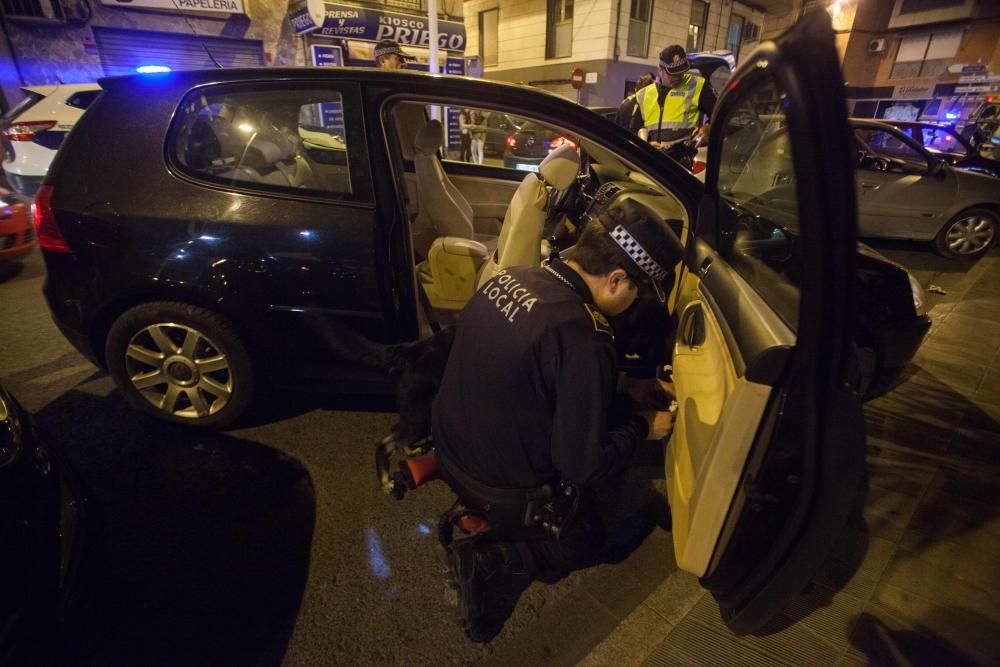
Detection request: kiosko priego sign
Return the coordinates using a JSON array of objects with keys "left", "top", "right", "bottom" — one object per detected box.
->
[{"left": 289, "top": 0, "right": 466, "bottom": 51}]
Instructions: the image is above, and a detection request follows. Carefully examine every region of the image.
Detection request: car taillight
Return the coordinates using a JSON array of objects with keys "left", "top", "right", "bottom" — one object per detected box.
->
[
  {"left": 506, "top": 136, "right": 517, "bottom": 148},
  {"left": 692, "top": 161, "right": 706, "bottom": 175},
  {"left": 550, "top": 136, "right": 577, "bottom": 150},
  {"left": 2, "top": 120, "right": 57, "bottom": 141},
  {"left": 32, "top": 185, "right": 71, "bottom": 253}
]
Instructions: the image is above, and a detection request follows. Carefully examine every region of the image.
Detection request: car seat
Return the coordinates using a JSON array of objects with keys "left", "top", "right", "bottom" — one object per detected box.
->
[
  {"left": 477, "top": 144, "right": 581, "bottom": 288},
  {"left": 411, "top": 119, "right": 476, "bottom": 257}
]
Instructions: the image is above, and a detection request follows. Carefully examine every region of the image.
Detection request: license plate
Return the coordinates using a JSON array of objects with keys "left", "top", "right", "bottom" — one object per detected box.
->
[{"left": 516, "top": 163, "right": 540, "bottom": 172}]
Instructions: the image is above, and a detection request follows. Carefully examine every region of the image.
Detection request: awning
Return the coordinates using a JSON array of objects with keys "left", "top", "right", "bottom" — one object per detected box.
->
[{"left": 289, "top": 0, "right": 466, "bottom": 52}]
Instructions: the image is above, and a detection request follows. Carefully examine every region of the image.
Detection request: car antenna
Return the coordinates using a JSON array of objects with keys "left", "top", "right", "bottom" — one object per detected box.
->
[{"left": 169, "top": 0, "right": 223, "bottom": 68}]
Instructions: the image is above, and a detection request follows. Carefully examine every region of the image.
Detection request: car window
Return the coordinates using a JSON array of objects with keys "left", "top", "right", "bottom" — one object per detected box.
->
[
  {"left": 715, "top": 77, "right": 800, "bottom": 327},
  {"left": 920, "top": 127, "right": 965, "bottom": 155},
  {"left": 171, "top": 87, "right": 357, "bottom": 199},
  {"left": 65, "top": 90, "right": 101, "bottom": 110},
  {"left": 444, "top": 105, "right": 574, "bottom": 173},
  {"left": 854, "top": 127, "right": 927, "bottom": 172}
]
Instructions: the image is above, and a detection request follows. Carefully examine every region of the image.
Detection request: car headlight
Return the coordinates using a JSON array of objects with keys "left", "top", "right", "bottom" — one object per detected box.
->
[{"left": 908, "top": 272, "right": 926, "bottom": 316}]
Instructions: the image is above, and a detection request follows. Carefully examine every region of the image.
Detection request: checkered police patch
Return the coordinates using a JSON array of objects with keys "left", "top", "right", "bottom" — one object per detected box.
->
[{"left": 609, "top": 225, "right": 668, "bottom": 283}]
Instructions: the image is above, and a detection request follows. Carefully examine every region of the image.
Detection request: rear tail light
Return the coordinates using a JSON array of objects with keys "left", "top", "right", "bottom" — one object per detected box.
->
[
  {"left": 550, "top": 136, "right": 577, "bottom": 150},
  {"left": 2, "top": 120, "right": 57, "bottom": 142},
  {"left": 691, "top": 161, "right": 707, "bottom": 175},
  {"left": 32, "top": 185, "right": 71, "bottom": 253},
  {"left": 506, "top": 135, "right": 517, "bottom": 148}
]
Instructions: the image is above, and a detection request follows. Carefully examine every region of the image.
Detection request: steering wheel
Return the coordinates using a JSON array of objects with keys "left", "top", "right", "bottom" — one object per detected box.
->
[{"left": 872, "top": 156, "right": 890, "bottom": 172}]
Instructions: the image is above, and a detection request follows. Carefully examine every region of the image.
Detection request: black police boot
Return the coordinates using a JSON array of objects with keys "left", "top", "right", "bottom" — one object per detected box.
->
[{"left": 447, "top": 539, "right": 534, "bottom": 643}]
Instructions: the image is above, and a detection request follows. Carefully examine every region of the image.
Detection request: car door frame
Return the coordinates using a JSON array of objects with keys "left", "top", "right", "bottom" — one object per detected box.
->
[{"left": 672, "top": 7, "right": 867, "bottom": 634}]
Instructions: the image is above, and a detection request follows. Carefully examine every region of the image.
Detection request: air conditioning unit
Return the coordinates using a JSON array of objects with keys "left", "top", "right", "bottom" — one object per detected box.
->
[{"left": 868, "top": 38, "right": 887, "bottom": 55}]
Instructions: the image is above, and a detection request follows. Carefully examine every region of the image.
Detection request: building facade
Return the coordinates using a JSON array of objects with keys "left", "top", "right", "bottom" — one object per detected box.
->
[
  {"left": 828, "top": 0, "right": 1000, "bottom": 122},
  {"left": 462, "top": 0, "right": 780, "bottom": 106},
  {"left": 0, "top": 0, "right": 467, "bottom": 111}
]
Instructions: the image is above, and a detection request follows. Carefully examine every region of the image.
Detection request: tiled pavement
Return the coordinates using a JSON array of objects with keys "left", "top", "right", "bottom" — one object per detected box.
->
[{"left": 570, "top": 248, "right": 1000, "bottom": 667}]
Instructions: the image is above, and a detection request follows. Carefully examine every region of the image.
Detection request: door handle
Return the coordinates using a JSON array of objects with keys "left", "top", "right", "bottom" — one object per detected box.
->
[
  {"left": 859, "top": 182, "right": 879, "bottom": 190},
  {"left": 678, "top": 302, "right": 706, "bottom": 348}
]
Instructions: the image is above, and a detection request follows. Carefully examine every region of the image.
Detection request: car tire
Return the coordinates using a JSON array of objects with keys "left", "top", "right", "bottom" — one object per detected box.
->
[
  {"left": 934, "top": 208, "right": 998, "bottom": 260},
  {"left": 105, "top": 301, "right": 254, "bottom": 429}
]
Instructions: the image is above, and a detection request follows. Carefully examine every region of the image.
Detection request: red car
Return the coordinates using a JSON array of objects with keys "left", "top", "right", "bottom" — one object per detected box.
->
[{"left": 0, "top": 188, "right": 34, "bottom": 263}]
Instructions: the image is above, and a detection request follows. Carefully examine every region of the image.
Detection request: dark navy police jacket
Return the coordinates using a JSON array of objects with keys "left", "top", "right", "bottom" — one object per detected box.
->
[{"left": 432, "top": 260, "right": 649, "bottom": 490}]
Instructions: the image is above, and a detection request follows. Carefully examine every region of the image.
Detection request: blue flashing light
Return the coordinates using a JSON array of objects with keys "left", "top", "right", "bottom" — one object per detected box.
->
[
  {"left": 944, "top": 112, "right": 959, "bottom": 120},
  {"left": 136, "top": 65, "right": 172, "bottom": 74}
]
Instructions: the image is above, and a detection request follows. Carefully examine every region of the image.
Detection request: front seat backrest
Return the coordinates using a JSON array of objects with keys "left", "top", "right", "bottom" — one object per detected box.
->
[
  {"left": 478, "top": 144, "right": 581, "bottom": 287},
  {"left": 412, "top": 119, "right": 475, "bottom": 257}
]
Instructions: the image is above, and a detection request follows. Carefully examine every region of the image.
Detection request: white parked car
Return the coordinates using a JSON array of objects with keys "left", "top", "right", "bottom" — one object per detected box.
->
[{"left": 1, "top": 83, "right": 101, "bottom": 196}]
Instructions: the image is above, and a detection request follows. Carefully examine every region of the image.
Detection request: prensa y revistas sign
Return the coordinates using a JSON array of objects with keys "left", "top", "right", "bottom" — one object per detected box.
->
[{"left": 289, "top": 0, "right": 466, "bottom": 51}]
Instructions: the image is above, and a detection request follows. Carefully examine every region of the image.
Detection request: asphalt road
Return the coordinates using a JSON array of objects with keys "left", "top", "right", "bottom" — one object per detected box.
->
[
  {"left": 0, "top": 237, "right": 973, "bottom": 666},
  {"left": 0, "top": 248, "right": 669, "bottom": 666}
]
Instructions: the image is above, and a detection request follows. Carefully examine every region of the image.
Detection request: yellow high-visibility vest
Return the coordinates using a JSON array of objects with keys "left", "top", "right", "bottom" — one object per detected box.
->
[{"left": 636, "top": 74, "right": 706, "bottom": 135}]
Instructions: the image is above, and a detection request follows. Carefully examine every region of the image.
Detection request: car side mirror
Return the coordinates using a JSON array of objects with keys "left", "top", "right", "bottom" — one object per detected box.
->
[{"left": 929, "top": 158, "right": 947, "bottom": 178}]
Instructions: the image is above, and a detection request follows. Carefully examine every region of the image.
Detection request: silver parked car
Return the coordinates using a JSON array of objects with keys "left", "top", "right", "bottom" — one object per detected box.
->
[
  {"left": 851, "top": 119, "right": 1000, "bottom": 259},
  {"left": 737, "top": 118, "right": 1000, "bottom": 260}
]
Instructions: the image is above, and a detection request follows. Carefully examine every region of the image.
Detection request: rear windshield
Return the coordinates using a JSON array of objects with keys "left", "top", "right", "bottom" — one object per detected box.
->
[
  {"left": 2, "top": 91, "right": 44, "bottom": 122},
  {"left": 65, "top": 90, "right": 101, "bottom": 110}
]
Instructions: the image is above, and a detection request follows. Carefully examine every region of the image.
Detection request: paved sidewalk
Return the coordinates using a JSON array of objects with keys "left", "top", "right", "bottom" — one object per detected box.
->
[{"left": 572, "top": 248, "right": 1000, "bottom": 667}]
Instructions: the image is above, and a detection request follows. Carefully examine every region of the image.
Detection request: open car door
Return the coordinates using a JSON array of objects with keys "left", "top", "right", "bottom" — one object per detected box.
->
[{"left": 665, "top": 8, "right": 867, "bottom": 635}]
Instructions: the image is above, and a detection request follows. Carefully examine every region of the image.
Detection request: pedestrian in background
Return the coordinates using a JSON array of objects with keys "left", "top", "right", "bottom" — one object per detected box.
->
[
  {"left": 459, "top": 108, "right": 473, "bottom": 162},
  {"left": 374, "top": 39, "right": 414, "bottom": 70},
  {"left": 469, "top": 110, "right": 487, "bottom": 165}
]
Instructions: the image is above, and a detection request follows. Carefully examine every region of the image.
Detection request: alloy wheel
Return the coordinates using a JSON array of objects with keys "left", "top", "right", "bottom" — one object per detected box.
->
[
  {"left": 123, "top": 322, "right": 233, "bottom": 419},
  {"left": 945, "top": 215, "right": 995, "bottom": 255}
]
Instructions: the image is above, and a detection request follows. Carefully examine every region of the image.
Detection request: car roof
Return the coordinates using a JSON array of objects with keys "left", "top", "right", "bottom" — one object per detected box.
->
[
  {"left": 98, "top": 67, "right": 550, "bottom": 98},
  {"left": 22, "top": 82, "right": 101, "bottom": 97}
]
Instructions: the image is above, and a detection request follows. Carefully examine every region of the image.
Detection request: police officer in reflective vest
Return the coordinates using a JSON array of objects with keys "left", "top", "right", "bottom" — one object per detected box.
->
[
  {"left": 431, "top": 201, "right": 680, "bottom": 642},
  {"left": 630, "top": 44, "right": 717, "bottom": 146}
]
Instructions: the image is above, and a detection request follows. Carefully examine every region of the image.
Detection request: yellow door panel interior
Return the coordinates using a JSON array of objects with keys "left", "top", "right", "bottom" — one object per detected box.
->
[{"left": 667, "top": 278, "right": 784, "bottom": 577}]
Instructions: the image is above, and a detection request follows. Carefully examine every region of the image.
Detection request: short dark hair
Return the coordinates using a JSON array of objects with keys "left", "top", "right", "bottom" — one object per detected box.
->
[{"left": 570, "top": 213, "right": 653, "bottom": 293}]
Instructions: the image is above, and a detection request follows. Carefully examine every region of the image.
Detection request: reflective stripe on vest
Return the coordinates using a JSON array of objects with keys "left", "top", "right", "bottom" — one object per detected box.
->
[{"left": 636, "top": 75, "right": 705, "bottom": 133}]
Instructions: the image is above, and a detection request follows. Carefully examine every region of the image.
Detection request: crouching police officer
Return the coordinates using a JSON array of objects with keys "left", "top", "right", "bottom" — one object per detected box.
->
[{"left": 431, "top": 201, "right": 681, "bottom": 641}]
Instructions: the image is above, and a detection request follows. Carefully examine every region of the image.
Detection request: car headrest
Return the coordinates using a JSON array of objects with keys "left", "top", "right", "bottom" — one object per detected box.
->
[
  {"left": 248, "top": 138, "right": 285, "bottom": 165},
  {"left": 539, "top": 145, "right": 581, "bottom": 190},
  {"left": 414, "top": 120, "right": 443, "bottom": 156}
]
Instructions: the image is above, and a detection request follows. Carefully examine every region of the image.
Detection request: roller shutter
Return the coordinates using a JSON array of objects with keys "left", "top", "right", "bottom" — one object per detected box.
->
[{"left": 93, "top": 27, "right": 263, "bottom": 76}]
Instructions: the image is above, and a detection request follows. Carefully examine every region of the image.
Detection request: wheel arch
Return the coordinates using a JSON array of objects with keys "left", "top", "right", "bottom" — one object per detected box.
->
[
  {"left": 87, "top": 285, "right": 263, "bottom": 372},
  {"left": 941, "top": 201, "right": 1000, "bottom": 227}
]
